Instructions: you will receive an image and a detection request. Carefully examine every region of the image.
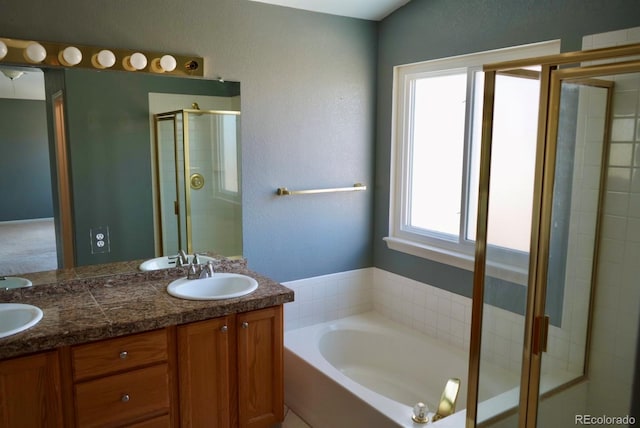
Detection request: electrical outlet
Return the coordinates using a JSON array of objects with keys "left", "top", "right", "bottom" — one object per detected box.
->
[{"left": 90, "top": 226, "right": 110, "bottom": 254}]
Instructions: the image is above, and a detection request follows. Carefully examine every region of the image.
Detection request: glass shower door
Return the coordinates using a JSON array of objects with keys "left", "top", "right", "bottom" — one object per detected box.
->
[
  {"left": 185, "top": 111, "right": 242, "bottom": 256},
  {"left": 469, "top": 68, "right": 543, "bottom": 426},
  {"left": 469, "top": 43, "right": 640, "bottom": 428},
  {"left": 154, "top": 109, "right": 242, "bottom": 257},
  {"left": 536, "top": 66, "right": 639, "bottom": 426}
]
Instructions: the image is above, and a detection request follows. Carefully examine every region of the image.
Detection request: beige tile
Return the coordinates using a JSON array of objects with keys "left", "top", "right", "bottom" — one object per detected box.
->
[{"left": 282, "top": 408, "right": 312, "bottom": 428}]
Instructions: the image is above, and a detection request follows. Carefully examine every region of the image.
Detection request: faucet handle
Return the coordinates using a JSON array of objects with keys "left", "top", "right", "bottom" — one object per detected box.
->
[
  {"left": 412, "top": 402, "right": 429, "bottom": 424},
  {"left": 198, "top": 261, "right": 215, "bottom": 279},
  {"left": 188, "top": 263, "right": 198, "bottom": 279},
  {"left": 178, "top": 249, "right": 189, "bottom": 265},
  {"left": 192, "top": 253, "right": 200, "bottom": 265},
  {"left": 205, "top": 261, "right": 215, "bottom": 276}
]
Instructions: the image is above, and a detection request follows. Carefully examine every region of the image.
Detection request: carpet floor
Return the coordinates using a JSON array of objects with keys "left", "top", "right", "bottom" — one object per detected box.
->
[{"left": 0, "top": 218, "right": 58, "bottom": 276}]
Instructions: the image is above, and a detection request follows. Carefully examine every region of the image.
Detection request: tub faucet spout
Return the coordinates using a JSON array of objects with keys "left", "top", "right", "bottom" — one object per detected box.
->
[{"left": 432, "top": 378, "right": 460, "bottom": 422}]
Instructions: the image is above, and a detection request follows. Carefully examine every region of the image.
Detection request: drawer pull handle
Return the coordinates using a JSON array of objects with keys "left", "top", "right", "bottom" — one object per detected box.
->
[
  {"left": 121, "top": 394, "right": 130, "bottom": 403},
  {"left": 119, "top": 351, "right": 128, "bottom": 359},
  {"left": 220, "top": 325, "right": 228, "bottom": 332},
  {"left": 241, "top": 322, "right": 249, "bottom": 329}
]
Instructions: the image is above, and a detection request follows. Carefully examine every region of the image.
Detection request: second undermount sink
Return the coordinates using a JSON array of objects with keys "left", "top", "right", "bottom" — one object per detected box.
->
[
  {"left": 0, "top": 303, "right": 43, "bottom": 339},
  {"left": 167, "top": 273, "right": 259, "bottom": 300},
  {"left": 139, "top": 254, "right": 216, "bottom": 271}
]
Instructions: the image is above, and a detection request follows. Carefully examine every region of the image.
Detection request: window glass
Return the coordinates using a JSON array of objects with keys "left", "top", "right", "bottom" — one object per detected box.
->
[
  {"left": 467, "top": 73, "right": 540, "bottom": 252},
  {"left": 410, "top": 72, "right": 467, "bottom": 238},
  {"left": 386, "top": 40, "right": 560, "bottom": 276}
]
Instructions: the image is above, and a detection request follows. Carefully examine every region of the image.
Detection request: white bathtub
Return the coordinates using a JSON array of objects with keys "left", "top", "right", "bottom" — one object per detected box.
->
[{"left": 284, "top": 312, "right": 519, "bottom": 428}]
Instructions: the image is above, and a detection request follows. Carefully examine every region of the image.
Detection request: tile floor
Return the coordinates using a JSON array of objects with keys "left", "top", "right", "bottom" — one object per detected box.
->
[{"left": 278, "top": 406, "right": 311, "bottom": 428}]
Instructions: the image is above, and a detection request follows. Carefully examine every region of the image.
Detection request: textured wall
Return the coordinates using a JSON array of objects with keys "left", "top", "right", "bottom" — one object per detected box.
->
[{"left": 0, "top": 0, "right": 377, "bottom": 280}]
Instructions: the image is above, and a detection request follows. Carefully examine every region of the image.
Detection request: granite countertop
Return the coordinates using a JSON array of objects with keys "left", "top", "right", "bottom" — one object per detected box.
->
[{"left": 0, "top": 258, "right": 294, "bottom": 360}]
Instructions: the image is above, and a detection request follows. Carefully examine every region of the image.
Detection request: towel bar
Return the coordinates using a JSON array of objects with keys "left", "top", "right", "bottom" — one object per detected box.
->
[{"left": 276, "top": 183, "right": 366, "bottom": 196}]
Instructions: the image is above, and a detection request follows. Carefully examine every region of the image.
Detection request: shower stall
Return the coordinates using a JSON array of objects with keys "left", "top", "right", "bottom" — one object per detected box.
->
[
  {"left": 467, "top": 43, "right": 640, "bottom": 427},
  {"left": 153, "top": 108, "right": 242, "bottom": 257}
]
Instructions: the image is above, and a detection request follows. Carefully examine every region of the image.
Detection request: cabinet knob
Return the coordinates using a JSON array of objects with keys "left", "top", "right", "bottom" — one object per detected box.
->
[
  {"left": 119, "top": 351, "right": 128, "bottom": 359},
  {"left": 121, "top": 394, "right": 130, "bottom": 403},
  {"left": 241, "top": 322, "right": 249, "bottom": 329},
  {"left": 220, "top": 325, "right": 228, "bottom": 332}
]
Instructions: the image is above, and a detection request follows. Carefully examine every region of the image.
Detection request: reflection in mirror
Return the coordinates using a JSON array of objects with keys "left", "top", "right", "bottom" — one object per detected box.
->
[
  {"left": 153, "top": 108, "right": 242, "bottom": 257},
  {"left": 0, "top": 64, "right": 241, "bottom": 277},
  {"left": 0, "top": 67, "right": 56, "bottom": 276}
]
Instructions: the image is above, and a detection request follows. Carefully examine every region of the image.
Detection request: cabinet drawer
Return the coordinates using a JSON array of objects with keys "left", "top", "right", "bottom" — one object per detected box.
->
[
  {"left": 75, "top": 364, "right": 170, "bottom": 428},
  {"left": 72, "top": 329, "right": 167, "bottom": 380}
]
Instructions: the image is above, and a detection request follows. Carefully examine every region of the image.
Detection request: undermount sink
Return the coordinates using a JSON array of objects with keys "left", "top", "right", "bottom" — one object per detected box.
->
[
  {"left": 167, "top": 273, "right": 259, "bottom": 300},
  {"left": 0, "top": 276, "right": 33, "bottom": 290},
  {"left": 139, "top": 254, "right": 216, "bottom": 271},
  {"left": 0, "top": 303, "right": 43, "bottom": 339}
]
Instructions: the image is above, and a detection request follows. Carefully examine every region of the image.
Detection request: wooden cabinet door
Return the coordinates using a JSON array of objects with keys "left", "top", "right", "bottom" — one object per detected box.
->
[
  {"left": 0, "top": 351, "right": 64, "bottom": 427},
  {"left": 177, "top": 315, "right": 234, "bottom": 428},
  {"left": 237, "top": 306, "right": 284, "bottom": 428}
]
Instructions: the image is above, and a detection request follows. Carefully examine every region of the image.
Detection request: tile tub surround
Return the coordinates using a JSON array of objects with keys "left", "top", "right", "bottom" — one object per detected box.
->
[
  {"left": 0, "top": 257, "right": 294, "bottom": 360},
  {"left": 283, "top": 268, "right": 471, "bottom": 350},
  {"left": 283, "top": 268, "right": 373, "bottom": 331},
  {"left": 285, "top": 268, "right": 583, "bottom": 375}
]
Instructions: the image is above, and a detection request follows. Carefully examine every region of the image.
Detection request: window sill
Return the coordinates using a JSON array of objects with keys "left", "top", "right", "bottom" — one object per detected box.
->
[{"left": 383, "top": 236, "right": 528, "bottom": 286}]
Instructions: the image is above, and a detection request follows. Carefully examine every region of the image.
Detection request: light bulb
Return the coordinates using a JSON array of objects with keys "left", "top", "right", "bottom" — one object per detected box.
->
[
  {"left": 159, "top": 55, "right": 176, "bottom": 72},
  {"left": 59, "top": 46, "right": 82, "bottom": 66},
  {"left": 24, "top": 42, "right": 47, "bottom": 63},
  {"left": 124, "top": 52, "right": 147, "bottom": 71},
  {"left": 151, "top": 54, "right": 178, "bottom": 73},
  {"left": 92, "top": 49, "right": 116, "bottom": 69},
  {"left": 0, "top": 40, "right": 7, "bottom": 60}
]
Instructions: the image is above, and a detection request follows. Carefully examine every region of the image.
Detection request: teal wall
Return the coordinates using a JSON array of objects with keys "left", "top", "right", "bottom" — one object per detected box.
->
[
  {"left": 0, "top": 98, "right": 52, "bottom": 221},
  {"left": 374, "top": 0, "right": 640, "bottom": 299}
]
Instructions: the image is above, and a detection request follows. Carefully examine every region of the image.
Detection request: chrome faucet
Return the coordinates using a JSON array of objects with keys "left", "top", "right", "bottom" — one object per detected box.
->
[
  {"left": 187, "top": 260, "right": 215, "bottom": 280},
  {"left": 177, "top": 249, "right": 189, "bottom": 266},
  {"left": 200, "top": 261, "right": 215, "bottom": 278}
]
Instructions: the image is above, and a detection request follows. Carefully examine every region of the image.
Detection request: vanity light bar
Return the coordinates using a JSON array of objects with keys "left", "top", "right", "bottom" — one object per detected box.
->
[{"left": 0, "top": 37, "right": 204, "bottom": 77}]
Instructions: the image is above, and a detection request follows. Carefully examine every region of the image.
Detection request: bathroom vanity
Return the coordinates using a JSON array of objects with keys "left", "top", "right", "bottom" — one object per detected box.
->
[{"left": 0, "top": 258, "right": 293, "bottom": 428}]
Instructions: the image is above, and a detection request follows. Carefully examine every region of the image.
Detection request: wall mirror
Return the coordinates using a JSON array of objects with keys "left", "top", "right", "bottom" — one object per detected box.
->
[{"left": 0, "top": 62, "right": 241, "bottom": 278}]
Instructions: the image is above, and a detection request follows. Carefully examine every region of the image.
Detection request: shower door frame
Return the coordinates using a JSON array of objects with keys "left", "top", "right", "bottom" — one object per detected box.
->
[
  {"left": 467, "top": 42, "right": 640, "bottom": 428},
  {"left": 153, "top": 111, "right": 182, "bottom": 255},
  {"left": 154, "top": 109, "right": 196, "bottom": 254}
]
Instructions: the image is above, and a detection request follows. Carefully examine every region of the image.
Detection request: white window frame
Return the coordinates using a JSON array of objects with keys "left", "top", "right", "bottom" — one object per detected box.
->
[{"left": 385, "top": 40, "right": 560, "bottom": 285}]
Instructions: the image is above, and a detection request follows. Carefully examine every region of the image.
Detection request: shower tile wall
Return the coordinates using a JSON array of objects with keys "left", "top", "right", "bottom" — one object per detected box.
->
[
  {"left": 188, "top": 115, "right": 216, "bottom": 252},
  {"left": 581, "top": 26, "right": 640, "bottom": 417},
  {"left": 537, "top": 83, "right": 606, "bottom": 379}
]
